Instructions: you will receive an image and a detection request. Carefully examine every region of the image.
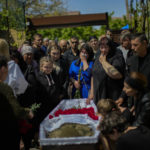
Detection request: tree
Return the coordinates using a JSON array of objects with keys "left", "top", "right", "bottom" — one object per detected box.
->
[
  {"left": 36, "top": 26, "right": 99, "bottom": 41},
  {"left": 0, "top": 0, "right": 67, "bottom": 46},
  {"left": 98, "top": 12, "right": 129, "bottom": 36},
  {"left": 0, "top": 0, "right": 25, "bottom": 30},
  {"left": 25, "top": 0, "right": 67, "bottom": 16},
  {"left": 125, "top": 0, "right": 130, "bottom": 20},
  {"left": 129, "top": 0, "right": 150, "bottom": 33}
]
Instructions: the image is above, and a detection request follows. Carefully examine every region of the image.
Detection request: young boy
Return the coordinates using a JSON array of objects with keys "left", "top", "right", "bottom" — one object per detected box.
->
[{"left": 97, "top": 99, "right": 119, "bottom": 119}]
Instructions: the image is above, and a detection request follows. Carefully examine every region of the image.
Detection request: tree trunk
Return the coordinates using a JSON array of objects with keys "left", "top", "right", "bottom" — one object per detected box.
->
[{"left": 125, "top": 0, "right": 130, "bottom": 20}]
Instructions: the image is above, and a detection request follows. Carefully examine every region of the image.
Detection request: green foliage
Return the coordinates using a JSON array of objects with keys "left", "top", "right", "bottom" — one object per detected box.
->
[
  {"left": 0, "top": 9, "right": 8, "bottom": 30},
  {"left": 30, "top": 103, "right": 41, "bottom": 112},
  {"left": 25, "top": 0, "right": 67, "bottom": 16},
  {"left": 37, "top": 26, "right": 99, "bottom": 41},
  {"left": 128, "top": 0, "right": 150, "bottom": 33},
  {"left": 74, "top": 89, "right": 81, "bottom": 99},
  {"left": 98, "top": 12, "right": 129, "bottom": 36},
  {"left": 0, "top": 0, "right": 25, "bottom": 30}
]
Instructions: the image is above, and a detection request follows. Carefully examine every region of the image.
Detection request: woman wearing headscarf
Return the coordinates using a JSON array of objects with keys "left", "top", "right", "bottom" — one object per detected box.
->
[{"left": 87, "top": 37, "right": 125, "bottom": 104}]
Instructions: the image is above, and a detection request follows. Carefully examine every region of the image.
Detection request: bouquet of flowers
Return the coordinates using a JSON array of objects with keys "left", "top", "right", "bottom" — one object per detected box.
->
[
  {"left": 19, "top": 103, "right": 41, "bottom": 134},
  {"left": 74, "top": 66, "right": 82, "bottom": 98}
]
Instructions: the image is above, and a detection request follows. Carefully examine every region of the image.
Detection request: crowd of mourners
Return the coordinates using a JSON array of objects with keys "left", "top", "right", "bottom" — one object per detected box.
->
[{"left": 1, "top": 29, "right": 150, "bottom": 150}]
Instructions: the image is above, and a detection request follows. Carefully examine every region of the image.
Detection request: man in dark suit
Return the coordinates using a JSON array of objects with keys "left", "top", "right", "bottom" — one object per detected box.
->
[
  {"left": 116, "top": 33, "right": 150, "bottom": 106},
  {"left": 62, "top": 36, "right": 79, "bottom": 69}
]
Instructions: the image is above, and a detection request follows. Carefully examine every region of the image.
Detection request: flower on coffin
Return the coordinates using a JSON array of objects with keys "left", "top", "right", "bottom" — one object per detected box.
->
[{"left": 49, "top": 107, "right": 98, "bottom": 120}]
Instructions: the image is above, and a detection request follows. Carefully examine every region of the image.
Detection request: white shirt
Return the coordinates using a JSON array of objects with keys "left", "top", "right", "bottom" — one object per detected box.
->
[{"left": 4, "top": 60, "right": 28, "bottom": 96}]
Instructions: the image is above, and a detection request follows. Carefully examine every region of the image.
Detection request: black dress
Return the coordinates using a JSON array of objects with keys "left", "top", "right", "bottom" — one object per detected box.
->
[{"left": 92, "top": 49, "right": 125, "bottom": 104}]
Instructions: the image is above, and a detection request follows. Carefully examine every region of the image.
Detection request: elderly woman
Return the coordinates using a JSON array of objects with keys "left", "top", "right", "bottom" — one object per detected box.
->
[
  {"left": 21, "top": 45, "right": 39, "bottom": 86},
  {"left": 18, "top": 45, "right": 40, "bottom": 107},
  {"left": 121, "top": 72, "right": 150, "bottom": 128},
  {"left": 69, "top": 43, "right": 94, "bottom": 98},
  {"left": 87, "top": 37, "right": 125, "bottom": 104}
]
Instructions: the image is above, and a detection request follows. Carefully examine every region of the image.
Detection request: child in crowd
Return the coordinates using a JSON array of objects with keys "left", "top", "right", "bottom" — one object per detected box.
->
[
  {"left": 97, "top": 99, "right": 119, "bottom": 119},
  {"left": 35, "top": 56, "right": 61, "bottom": 125},
  {"left": 96, "top": 99, "right": 120, "bottom": 150},
  {"left": 99, "top": 111, "right": 150, "bottom": 150}
]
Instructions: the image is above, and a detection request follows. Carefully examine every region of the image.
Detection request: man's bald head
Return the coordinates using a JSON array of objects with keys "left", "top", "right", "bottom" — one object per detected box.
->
[{"left": 59, "top": 39, "right": 68, "bottom": 54}]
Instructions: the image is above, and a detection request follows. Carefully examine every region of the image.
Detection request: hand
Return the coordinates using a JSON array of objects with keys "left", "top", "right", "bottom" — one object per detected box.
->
[
  {"left": 74, "top": 80, "right": 80, "bottom": 89},
  {"left": 80, "top": 54, "right": 87, "bottom": 62},
  {"left": 99, "top": 54, "right": 106, "bottom": 63},
  {"left": 116, "top": 97, "right": 124, "bottom": 106},
  {"left": 118, "top": 106, "right": 127, "bottom": 113},
  {"left": 86, "top": 94, "right": 93, "bottom": 105},
  {"left": 28, "top": 110, "right": 34, "bottom": 119},
  {"left": 124, "top": 126, "right": 137, "bottom": 133},
  {"left": 86, "top": 98, "right": 92, "bottom": 105}
]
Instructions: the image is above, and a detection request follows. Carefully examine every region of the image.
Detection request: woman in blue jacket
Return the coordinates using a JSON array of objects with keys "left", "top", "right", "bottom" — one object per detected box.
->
[{"left": 69, "top": 44, "right": 94, "bottom": 98}]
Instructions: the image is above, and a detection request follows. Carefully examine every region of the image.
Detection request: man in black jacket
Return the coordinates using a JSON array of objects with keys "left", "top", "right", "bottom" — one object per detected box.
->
[
  {"left": 127, "top": 33, "right": 150, "bottom": 87},
  {"left": 32, "top": 34, "right": 45, "bottom": 64},
  {"left": 116, "top": 33, "right": 150, "bottom": 106},
  {"left": 62, "top": 36, "right": 79, "bottom": 70}
]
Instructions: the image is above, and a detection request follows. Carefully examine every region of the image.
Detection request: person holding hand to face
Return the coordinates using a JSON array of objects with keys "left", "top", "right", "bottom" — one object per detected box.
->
[
  {"left": 87, "top": 37, "right": 125, "bottom": 105},
  {"left": 69, "top": 44, "right": 94, "bottom": 98}
]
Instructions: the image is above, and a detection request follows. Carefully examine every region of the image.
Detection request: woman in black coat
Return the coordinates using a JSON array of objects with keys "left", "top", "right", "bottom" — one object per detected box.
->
[
  {"left": 48, "top": 45, "right": 68, "bottom": 98},
  {"left": 122, "top": 72, "right": 150, "bottom": 128},
  {"left": 87, "top": 37, "right": 125, "bottom": 104}
]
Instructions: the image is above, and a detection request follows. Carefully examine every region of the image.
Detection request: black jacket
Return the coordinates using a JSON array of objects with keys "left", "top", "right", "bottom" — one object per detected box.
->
[
  {"left": 126, "top": 47, "right": 150, "bottom": 89},
  {"left": 123, "top": 90, "right": 150, "bottom": 128},
  {"left": 33, "top": 71, "right": 61, "bottom": 124},
  {"left": 62, "top": 49, "right": 79, "bottom": 70},
  {"left": 116, "top": 126, "right": 150, "bottom": 150},
  {"left": 32, "top": 47, "right": 45, "bottom": 64},
  {"left": 37, "top": 71, "right": 61, "bottom": 105},
  {"left": 133, "top": 91, "right": 150, "bottom": 127}
]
